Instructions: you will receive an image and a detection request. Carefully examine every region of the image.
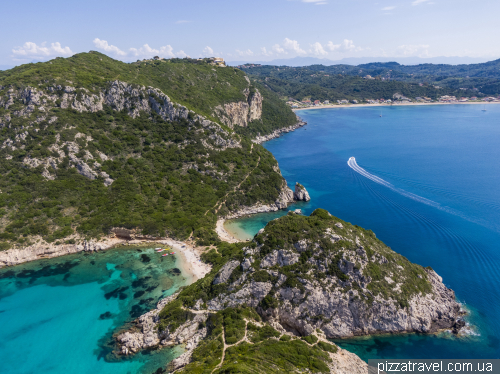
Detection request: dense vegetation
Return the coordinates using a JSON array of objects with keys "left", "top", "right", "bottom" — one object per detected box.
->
[
  {"left": 242, "top": 59, "right": 500, "bottom": 101},
  {"left": 156, "top": 210, "right": 433, "bottom": 331},
  {"left": 148, "top": 210, "right": 439, "bottom": 372},
  {"left": 0, "top": 53, "right": 297, "bottom": 250}
]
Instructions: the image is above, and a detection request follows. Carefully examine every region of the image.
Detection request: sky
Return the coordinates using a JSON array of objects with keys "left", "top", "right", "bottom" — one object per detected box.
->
[{"left": 1, "top": 0, "right": 500, "bottom": 67}]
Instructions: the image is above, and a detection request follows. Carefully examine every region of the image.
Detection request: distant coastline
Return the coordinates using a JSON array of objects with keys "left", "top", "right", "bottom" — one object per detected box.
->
[{"left": 293, "top": 101, "right": 500, "bottom": 111}]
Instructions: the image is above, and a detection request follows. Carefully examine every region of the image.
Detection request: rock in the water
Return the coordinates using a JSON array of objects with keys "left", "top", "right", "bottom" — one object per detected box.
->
[{"left": 293, "top": 182, "right": 311, "bottom": 202}]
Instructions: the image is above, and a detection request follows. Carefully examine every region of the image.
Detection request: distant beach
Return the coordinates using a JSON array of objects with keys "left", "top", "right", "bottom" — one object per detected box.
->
[{"left": 293, "top": 101, "right": 500, "bottom": 111}]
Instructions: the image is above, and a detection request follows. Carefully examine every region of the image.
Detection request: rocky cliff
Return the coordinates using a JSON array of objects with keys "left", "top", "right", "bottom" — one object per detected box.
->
[
  {"left": 205, "top": 210, "right": 464, "bottom": 338},
  {"left": 1, "top": 80, "right": 239, "bottom": 184},
  {"left": 214, "top": 87, "right": 263, "bottom": 128}
]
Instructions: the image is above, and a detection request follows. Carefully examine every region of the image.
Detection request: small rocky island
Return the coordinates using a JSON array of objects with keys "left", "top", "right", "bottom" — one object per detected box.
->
[{"left": 116, "top": 209, "right": 464, "bottom": 373}]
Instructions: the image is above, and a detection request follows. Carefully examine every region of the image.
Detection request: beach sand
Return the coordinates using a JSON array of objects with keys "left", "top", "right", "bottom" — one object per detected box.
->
[
  {"left": 293, "top": 101, "right": 500, "bottom": 111},
  {"left": 155, "top": 238, "right": 212, "bottom": 282},
  {"left": 216, "top": 219, "right": 242, "bottom": 243}
]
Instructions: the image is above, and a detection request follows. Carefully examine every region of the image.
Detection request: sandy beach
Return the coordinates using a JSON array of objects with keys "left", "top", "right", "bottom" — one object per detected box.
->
[
  {"left": 159, "top": 238, "right": 212, "bottom": 282},
  {"left": 216, "top": 219, "right": 242, "bottom": 243},
  {"left": 293, "top": 100, "right": 500, "bottom": 111}
]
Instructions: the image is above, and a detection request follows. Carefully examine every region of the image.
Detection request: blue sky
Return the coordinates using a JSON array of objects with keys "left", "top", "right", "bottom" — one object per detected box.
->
[{"left": 1, "top": 0, "right": 499, "bottom": 66}]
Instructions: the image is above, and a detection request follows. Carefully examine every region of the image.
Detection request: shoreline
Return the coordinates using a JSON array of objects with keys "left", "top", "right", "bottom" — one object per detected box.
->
[
  {"left": 293, "top": 101, "right": 500, "bottom": 111},
  {"left": 0, "top": 236, "right": 211, "bottom": 282},
  {"left": 252, "top": 120, "right": 306, "bottom": 144}
]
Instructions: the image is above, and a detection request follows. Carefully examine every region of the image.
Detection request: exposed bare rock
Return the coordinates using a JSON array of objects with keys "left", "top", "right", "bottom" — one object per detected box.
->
[
  {"left": 248, "top": 89, "right": 263, "bottom": 122},
  {"left": 214, "top": 88, "right": 263, "bottom": 128},
  {"left": 213, "top": 260, "right": 240, "bottom": 285},
  {"left": 329, "top": 347, "right": 369, "bottom": 374},
  {"left": 207, "top": 211, "right": 464, "bottom": 338},
  {"left": 252, "top": 119, "right": 307, "bottom": 144},
  {"left": 294, "top": 182, "right": 311, "bottom": 201}
]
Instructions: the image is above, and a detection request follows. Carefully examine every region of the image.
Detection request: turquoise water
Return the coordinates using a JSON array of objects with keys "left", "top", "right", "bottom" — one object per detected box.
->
[
  {"left": 251, "top": 105, "right": 500, "bottom": 359},
  {"left": 224, "top": 201, "right": 310, "bottom": 241},
  {"left": 0, "top": 248, "right": 187, "bottom": 374}
]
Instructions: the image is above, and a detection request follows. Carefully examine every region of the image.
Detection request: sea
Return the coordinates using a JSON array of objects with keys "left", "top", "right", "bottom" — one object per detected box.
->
[
  {"left": 0, "top": 247, "right": 188, "bottom": 374},
  {"left": 226, "top": 104, "right": 500, "bottom": 360}
]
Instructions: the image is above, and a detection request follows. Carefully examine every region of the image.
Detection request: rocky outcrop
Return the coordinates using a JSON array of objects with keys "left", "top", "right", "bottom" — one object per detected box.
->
[
  {"left": 294, "top": 182, "right": 310, "bottom": 202},
  {"left": 206, "top": 211, "right": 464, "bottom": 338},
  {"left": 0, "top": 239, "right": 112, "bottom": 267},
  {"left": 252, "top": 120, "right": 307, "bottom": 144},
  {"left": 116, "top": 293, "right": 209, "bottom": 357},
  {"left": 214, "top": 88, "right": 263, "bottom": 128},
  {"left": 330, "top": 348, "right": 369, "bottom": 374},
  {"left": 275, "top": 185, "right": 294, "bottom": 209},
  {"left": 213, "top": 260, "right": 240, "bottom": 285},
  {"left": 1, "top": 81, "right": 241, "bottom": 184}
]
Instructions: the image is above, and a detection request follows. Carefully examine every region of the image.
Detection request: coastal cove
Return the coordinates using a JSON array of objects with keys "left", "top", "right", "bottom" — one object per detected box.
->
[
  {"left": 0, "top": 246, "right": 195, "bottom": 374},
  {"left": 227, "top": 104, "right": 500, "bottom": 360}
]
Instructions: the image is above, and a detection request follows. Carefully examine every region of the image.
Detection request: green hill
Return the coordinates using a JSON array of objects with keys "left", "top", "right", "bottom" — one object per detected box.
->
[{"left": 0, "top": 52, "right": 298, "bottom": 249}]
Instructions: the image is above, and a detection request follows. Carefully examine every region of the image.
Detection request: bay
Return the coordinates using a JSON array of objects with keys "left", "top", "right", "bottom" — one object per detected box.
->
[
  {"left": 0, "top": 247, "right": 188, "bottom": 374},
  {"left": 234, "top": 104, "right": 500, "bottom": 360}
]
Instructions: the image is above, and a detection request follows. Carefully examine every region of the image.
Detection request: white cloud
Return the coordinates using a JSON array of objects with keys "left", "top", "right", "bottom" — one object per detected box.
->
[
  {"left": 283, "top": 38, "right": 306, "bottom": 55},
  {"left": 129, "top": 44, "right": 176, "bottom": 59},
  {"left": 310, "top": 42, "right": 328, "bottom": 56},
  {"left": 272, "top": 44, "right": 286, "bottom": 54},
  {"left": 202, "top": 46, "right": 214, "bottom": 56},
  {"left": 175, "top": 20, "right": 190, "bottom": 24},
  {"left": 412, "top": 0, "right": 433, "bottom": 5},
  {"left": 397, "top": 44, "right": 430, "bottom": 57},
  {"left": 326, "top": 39, "right": 360, "bottom": 53},
  {"left": 261, "top": 47, "right": 273, "bottom": 56},
  {"left": 236, "top": 49, "right": 254, "bottom": 56},
  {"left": 93, "top": 39, "right": 186, "bottom": 60},
  {"left": 93, "top": 38, "right": 126, "bottom": 56},
  {"left": 382, "top": 6, "right": 396, "bottom": 10},
  {"left": 12, "top": 42, "right": 73, "bottom": 58}
]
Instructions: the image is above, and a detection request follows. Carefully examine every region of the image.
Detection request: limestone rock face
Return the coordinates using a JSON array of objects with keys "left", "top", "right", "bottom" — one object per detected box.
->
[
  {"left": 206, "top": 213, "right": 464, "bottom": 339},
  {"left": 248, "top": 89, "right": 263, "bottom": 122},
  {"left": 294, "top": 182, "right": 311, "bottom": 202},
  {"left": 0, "top": 239, "right": 109, "bottom": 267},
  {"left": 275, "top": 185, "right": 294, "bottom": 209},
  {"left": 2, "top": 80, "right": 241, "bottom": 185},
  {"left": 214, "top": 88, "right": 263, "bottom": 128},
  {"left": 260, "top": 250, "right": 300, "bottom": 268},
  {"left": 116, "top": 293, "right": 209, "bottom": 356},
  {"left": 213, "top": 260, "right": 240, "bottom": 285},
  {"left": 252, "top": 119, "right": 306, "bottom": 144}
]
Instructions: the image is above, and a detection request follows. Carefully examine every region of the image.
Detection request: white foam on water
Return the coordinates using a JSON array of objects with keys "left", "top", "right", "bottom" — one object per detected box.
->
[
  {"left": 347, "top": 157, "right": 482, "bottom": 225},
  {"left": 348, "top": 157, "right": 441, "bottom": 208}
]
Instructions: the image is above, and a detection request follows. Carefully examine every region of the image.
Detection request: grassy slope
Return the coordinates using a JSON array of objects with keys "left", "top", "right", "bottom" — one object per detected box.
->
[{"left": 0, "top": 53, "right": 297, "bottom": 249}]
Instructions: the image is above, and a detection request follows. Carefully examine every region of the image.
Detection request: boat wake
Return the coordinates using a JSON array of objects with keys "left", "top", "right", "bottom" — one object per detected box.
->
[{"left": 347, "top": 157, "right": 441, "bottom": 208}]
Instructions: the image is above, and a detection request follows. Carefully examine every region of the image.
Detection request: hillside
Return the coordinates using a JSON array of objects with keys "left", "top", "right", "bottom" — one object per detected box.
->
[
  {"left": 0, "top": 52, "right": 299, "bottom": 250},
  {"left": 116, "top": 210, "right": 463, "bottom": 373},
  {"left": 243, "top": 59, "right": 500, "bottom": 101}
]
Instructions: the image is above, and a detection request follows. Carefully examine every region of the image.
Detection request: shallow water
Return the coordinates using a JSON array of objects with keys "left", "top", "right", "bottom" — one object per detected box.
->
[
  {"left": 0, "top": 247, "right": 188, "bottom": 374},
  {"left": 236, "top": 104, "right": 500, "bottom": 360}
]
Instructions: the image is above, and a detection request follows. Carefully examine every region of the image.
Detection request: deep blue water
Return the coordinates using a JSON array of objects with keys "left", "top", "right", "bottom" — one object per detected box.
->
[
  {"left": 0, "top": 248, "right": 187, "bottom": 374},
  {"left": 247, "top": 105, "right": 500, "bottom": 360}
]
